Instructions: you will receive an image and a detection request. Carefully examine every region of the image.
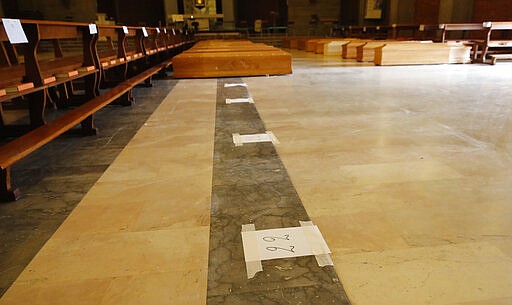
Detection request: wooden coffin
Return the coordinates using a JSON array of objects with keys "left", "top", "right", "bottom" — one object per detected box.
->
[
  {"left": 374, "top": 42, "right": 471, "bottom": 66},
  {"left": 356, "top": 41, "right": 387, "bottom": 62},
  {"left": 322, "top": 41, "right": 350, "bottom": 56},
  {"left": 343, "top": 41, "right": 368, "bottom": 59},
  {"left": 173, "top": 49, "right": 292, "bottom": 78},
  {"left": 306, "top": 39, "right": 333, "bottom": 52}
]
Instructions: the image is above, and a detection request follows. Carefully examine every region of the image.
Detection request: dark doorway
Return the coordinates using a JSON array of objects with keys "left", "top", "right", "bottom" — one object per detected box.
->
[
  {"left": 339, "top": 0, "right": 360, "bottom": 25},
  {"left": 97, "top": 0, "right": 165, "bottom": 26},
  {"left": 236, "top": 0, "right": 288, "bottom": 28}
]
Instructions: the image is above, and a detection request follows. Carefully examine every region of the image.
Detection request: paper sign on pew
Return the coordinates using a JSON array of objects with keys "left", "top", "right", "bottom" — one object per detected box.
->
[
  {"left": 122, "top": 26, "right": 129, "bottom": 34},
  {"left": 2, "top": 18, "right": 28, "bottom": 44},
  {"left": 172, "top": 29, "right": 176, "bottom": 35},
  {"left": 142, "top": 27, "right": 148, "bottom": 37},
  {"left": 88, "top": 24, "right": 98, "bottom": 35},
  {"left": 156, "top": 28, "right": 160, "bottom": 33}
]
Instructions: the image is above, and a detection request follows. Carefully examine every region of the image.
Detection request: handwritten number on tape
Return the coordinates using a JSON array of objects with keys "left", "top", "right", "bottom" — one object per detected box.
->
[
  {"left": 266, "top": 246, "right": 295, "bottom": 253},
  {"left": 262, "top": 234, "right": 295, "bottom": 253},
  {"left": 263, "top": 234, "right": 290, "bottom": 242}
]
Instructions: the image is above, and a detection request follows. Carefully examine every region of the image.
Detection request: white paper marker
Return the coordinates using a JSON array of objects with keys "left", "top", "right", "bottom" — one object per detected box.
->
[
  {"left": 241, "top": 221, "right": 332, "bottom": 279},
  {"left": 122, "top": 26, "right": 129, "bottom": 34},
  {"left": 88, "top": 24, "right": 98, "bottom": 34},
  {"left": 141, "top": 27, "right": 148, "bottom": 37},
  {"left": 224, "top": 83, "right": 248, "bottom": 88},
  {"left": 226, "top": 97, "right": 254, "bottom": 104},
  {"left": 156, "top": 28, "right": 160, "bottom": 33},
  {"left": 2, "top": 18, "right": 28, "bottom": 44},
  {"left": 232, "top": 131, "right": 279, "bottom": 146}
]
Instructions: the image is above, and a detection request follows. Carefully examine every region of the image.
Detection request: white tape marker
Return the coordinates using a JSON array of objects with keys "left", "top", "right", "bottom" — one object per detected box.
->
[
  {"left": 224, "top": 83, "right": 248, "bottom": 88},
  {"left": 241, "top": 224, "right": 263, "bottom": 279},
  {"left": 241, "top": 221, "right": 332, "bottom": 279},
  {"left": 232, "top": 131, "right": 279, "bottom": 146},
  {"left": 226, "top": 97, "right": 254, "bottom": 104},
  {"left": 300, "top": 221, "right": 333, "bottom": 267}
]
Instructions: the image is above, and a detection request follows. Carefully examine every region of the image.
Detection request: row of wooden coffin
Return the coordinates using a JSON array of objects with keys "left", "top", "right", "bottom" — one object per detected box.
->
[{"left": 290, "top": 38, "right": 471, "bottom": 66}]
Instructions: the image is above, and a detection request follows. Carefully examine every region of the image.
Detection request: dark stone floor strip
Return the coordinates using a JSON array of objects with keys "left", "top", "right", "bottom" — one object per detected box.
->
[{"left": 207, "top": 78, "right": 351, "bottom": 305}]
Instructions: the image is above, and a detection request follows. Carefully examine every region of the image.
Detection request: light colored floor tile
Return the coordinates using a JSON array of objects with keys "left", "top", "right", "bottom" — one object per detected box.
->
[
  {"left": 245, "top": 58, "right": 512, "bottom": 305},
  {"left": 336, "top": 242, "right": 512, "bottom": 305},
  {"left": 18, "top": 227, "right": 209, "bottom": 282},
  {"left": 0, "top": 278, "right": 111, "bottom": 305},
  {"left": 100, "top": 270, "right": 207, "bottom": 305},
  {"left": 315, "top": 212, "right": 409, "bottom": 254},
  {"left": 0, "top": 79, "right": 217, "bottom": 305}
]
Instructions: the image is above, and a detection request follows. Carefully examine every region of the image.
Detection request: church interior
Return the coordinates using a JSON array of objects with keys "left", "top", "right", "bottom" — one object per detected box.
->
[{"left": 0, "top": 0, "right": 511, "bottom": 304}]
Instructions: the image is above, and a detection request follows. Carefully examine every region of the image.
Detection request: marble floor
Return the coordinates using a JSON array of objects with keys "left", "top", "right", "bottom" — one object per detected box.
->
[{"left": 1, "top": 50, "right": 512, "bottom": 304}]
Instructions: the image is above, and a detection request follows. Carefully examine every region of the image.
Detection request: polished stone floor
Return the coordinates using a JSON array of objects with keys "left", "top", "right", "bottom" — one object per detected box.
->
[
  {"left": 0, "top": 51, "right": 512, "bottom": 304},
  {"left": 0, "top": 80, "right": 177, "bottom": 296}
]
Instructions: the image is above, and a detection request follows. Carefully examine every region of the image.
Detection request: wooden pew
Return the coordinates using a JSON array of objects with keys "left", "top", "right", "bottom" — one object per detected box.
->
[
  {"left": 389, "top": 24, "right": 422, "bottom": 40},
  {"left": 0, "top": 59, "right": 172, "bottom": 201},
  {"left": 0, "top": 23, "right": 44, "bottom": 116},
  {"left": 439, "top": 23, "right": 489, "bottom": 62},
  {"left": 440, "top": 23, "right": 486, "bottom": 43},
  {"left": 0, "top": 19, "right": 187, "bottom": 201},
  {"left": 346, "top": 24, "right": 439, "bottom": 41},
  {"left": 480, "top": 21, "right": 512, "bottom": 64},
  {"left": 0, "top": 19, "right": 98, "bottom": 133},
  {"left": 95, "top": 25, "right": 140, "bottom": 105},
  {"left": 414, "top": 24, "right": 440, "bottom": 41}
]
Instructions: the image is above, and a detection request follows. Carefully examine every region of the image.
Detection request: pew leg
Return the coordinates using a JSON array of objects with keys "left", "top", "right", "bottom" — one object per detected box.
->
[
  {"left": 47, "top": 87, "right": 59, "bottom": 109},
  {"left": 116, "top": 90, "right": 134, "bottom": 106},
  {"left": 85, "top": 73, "right": 97, "bottom": 99},
  {"left": 157, "top": 68, "right": 167, "bottom": 78},
  {"left": 56, "top": 83, "right": 70, "bottom": 108},
  {"left": 80, "top": 115, "right": 97, "bottom": 136},
  {"left": 66, "top": 81, "right": 76, "bottom": 97},
  {"left": 0, "top": 168, "right": 21, "bottom": 202},
  {"left": 144, "top": 76, "right": 153, "bottom": 87},
  {"left": 28, "top": 89, "right": 47, "bottom": 127},
  {"left": 94, "top": 71, "right": 101, "bottom": 97}
]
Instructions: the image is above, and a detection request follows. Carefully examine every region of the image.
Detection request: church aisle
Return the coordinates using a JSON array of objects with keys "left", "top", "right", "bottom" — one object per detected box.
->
[
  {"left": 1, "top": 50, "right": 511, "bottom": 305},
  {"left": 207, "top": 78, "right": 350, "bottom": 304},
  {"left": 0, "top": 79, "right": 217, "bottom": 305}
]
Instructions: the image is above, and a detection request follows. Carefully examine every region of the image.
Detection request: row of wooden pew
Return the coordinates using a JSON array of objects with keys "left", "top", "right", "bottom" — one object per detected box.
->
[
  {"left": 284, "top": 21, "right": 512, "bottom": 65},
  {"left": 0, "top": 19, "right": 196, "bottom": 202}
]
